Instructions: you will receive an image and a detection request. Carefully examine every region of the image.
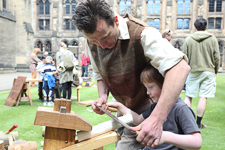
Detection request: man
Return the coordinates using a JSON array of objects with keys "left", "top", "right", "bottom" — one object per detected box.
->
[
  {"left": 183, "top": 18, "right": 220, "bottom": 129},
  {"left": 72, "top": 0, "right": 190, "bottom": 149},
  {"left": 81, "top": 51, "right": 90, "bottom": 77},
  {"left": 162, "top": 29, "right": 173, "bottom": 42},
  {"left": 43, "top": 51, "right": 49, "bottom": 58}
]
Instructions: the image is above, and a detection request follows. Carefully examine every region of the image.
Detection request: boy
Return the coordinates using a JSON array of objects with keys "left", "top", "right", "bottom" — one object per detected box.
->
[
  {"left": 41, "top": 56, "right": 57, "bottom": 106},
  {"left": 106, "top": 64, "right": 202, "bottom": 150}
]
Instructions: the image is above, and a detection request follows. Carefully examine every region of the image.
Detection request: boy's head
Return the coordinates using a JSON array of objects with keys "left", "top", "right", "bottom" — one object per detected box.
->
[
  {"left": 46, "top": 56, "right": 53, "bottom": 63},
  {"left": 42, "top": 56, "right": 46, "bottom": 64},
  {"left": 140, "top": 63, "right": 164, "bottom": 89}
]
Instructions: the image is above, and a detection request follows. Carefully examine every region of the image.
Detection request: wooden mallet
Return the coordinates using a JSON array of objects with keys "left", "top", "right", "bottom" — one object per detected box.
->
[{"left": 4, "top": 124, "right": 18, "bottom": 135}]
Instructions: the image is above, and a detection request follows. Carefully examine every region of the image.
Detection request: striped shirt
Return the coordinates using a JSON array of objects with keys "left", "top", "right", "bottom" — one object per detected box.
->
[{"left": 42, "top": 63, "right": 56, "bottom": 80}]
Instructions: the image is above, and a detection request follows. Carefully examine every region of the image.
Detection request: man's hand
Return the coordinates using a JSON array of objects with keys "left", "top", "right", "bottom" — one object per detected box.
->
[
  {"left": 130, "top": 115, "right": 163, "bottom": 148},
  {"left": 91, "top": 94, "right": 108, "bottom": 115}
]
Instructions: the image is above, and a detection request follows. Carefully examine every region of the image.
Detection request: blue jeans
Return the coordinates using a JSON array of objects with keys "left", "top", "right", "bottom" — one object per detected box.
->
[{"left": 82, "top": 65, "right": 88, "bottom": 77}]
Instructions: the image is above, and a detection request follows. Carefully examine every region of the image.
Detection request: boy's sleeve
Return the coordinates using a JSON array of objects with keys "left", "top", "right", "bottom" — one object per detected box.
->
[{"left": 176, "top": 105, "right": 200, "bottom": 134}]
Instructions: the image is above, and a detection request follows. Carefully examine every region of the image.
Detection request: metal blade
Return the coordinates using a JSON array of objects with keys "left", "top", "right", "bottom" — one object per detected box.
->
[{"left": 94, "top": 104, "right": 131, "bottom": 130}]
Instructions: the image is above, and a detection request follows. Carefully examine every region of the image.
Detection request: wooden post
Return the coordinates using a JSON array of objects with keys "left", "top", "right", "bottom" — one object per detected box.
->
[{"left": 0, "top": 140, "right": 4, "bottom": 150}]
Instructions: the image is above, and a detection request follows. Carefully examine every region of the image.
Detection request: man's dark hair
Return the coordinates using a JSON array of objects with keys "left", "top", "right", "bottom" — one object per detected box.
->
[
  {"left": 72, "top": 0, "right": 115, "bottom": 34},
  {"left": 194, "top": 18, "right": 207, "bottom": 31}
]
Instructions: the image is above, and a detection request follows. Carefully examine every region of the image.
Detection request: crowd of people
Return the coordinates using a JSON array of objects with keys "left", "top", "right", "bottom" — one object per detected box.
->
[{"left": 28, "top": 0, "right": 220, "bottom": 149}]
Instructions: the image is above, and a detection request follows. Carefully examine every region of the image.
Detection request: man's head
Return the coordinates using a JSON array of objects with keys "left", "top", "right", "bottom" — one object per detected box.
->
[
  {"left": 162, "top": 29, "right": 173, "bottom": 42},
  {"left": 44, "top": 51, "right": 48, "bottom": 56},
  {"left": 72, "top": 0, "right": 120, "bottom": 49},
  {"left": 82, "top": 51, "right": 85, "bottom": 56},
  {"left": 194, "top": 18, "right": 207, "bottom": 31}
]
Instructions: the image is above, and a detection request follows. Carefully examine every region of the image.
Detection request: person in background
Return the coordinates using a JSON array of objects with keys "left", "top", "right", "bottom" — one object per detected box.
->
[
  {"left": 43, "top": 51, "right": 49, "bottom": 58},
  {"left": 162, "top": 29, "right": 173, "bottom": 42},
  {"left": 56, "top": 42, "right": 76, "bottom": 100},
  {"left": 183, "top": 18, "right": 220, "bottom": 129},
  {"left": 107, "top": 63, "right": 202, "bottom": 150},
  {"left": 36, "top": 56, "right": 46, "bottom": 101},
  {"left": 73, "top": 0, "right": 190, "bottom": 149},
  {"left": 41, "top": 56, "right": 57, "bottom": 106},
  {"left": 81, "top": 51, "right": 90, "bottom": 77},
  {"left": 29, "top": 48, "right": 41, "bottom": 87}
]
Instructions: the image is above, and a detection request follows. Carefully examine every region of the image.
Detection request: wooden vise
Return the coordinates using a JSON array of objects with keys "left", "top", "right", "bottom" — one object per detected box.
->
[{"left": 34, "top": 99, "right": 120, "bottom": 150}]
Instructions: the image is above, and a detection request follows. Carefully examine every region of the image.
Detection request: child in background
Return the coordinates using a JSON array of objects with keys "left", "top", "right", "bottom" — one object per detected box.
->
[
  {"left": 106, "top": 63, "right": 202, "bottom": 150},
  {"left": 41, "top": 56, "right": 57, "bottom": 106},
  {"left": 36, "top": 56, "right": 46, "bottom": 101}
]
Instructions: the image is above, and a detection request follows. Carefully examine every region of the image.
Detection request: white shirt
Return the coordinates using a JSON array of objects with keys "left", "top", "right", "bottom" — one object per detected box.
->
[{"left": 88, "top": 14, "right": 188, "bottom": 81}]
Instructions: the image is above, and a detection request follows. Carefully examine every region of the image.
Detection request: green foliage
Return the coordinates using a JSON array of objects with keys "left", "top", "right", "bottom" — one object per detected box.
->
[{"left": 0, "top": 75, "right": 224, "bottom": 150}]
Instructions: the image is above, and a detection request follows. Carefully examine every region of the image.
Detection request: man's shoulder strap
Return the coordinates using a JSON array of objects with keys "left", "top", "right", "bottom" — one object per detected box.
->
[{"left": 124, "top": 14, "right": 149, "bottom": 27}]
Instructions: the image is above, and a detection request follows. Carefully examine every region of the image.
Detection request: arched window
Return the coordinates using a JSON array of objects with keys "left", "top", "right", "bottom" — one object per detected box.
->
[
  {"left": 36, "top": 41, "right": 43, "bottom": 51},
  {"left": 119, "top": 0, "right": 125, "bottom": 14},
  {"left": 126, "top": 0, "right": 131, "bottom": 14},
  {"left": 39, "top": 0, "right": 44, "bottom": 14},
  {"left": 45, "top": 0, "right": 50, "bottom": 14},
  {"left": 45, "top": 41, "right": 52, "bottom": 52},
  {"left": 184, "top": 0, "right": 190, "bottom": 13},
  {"left": 219, "top": 41, "right": 223, "bottom": 67},
  {"left": 3, "top": 0, "right": 6, "bottom": 9},
  {"left": 174, "top": 41, "right": 181, "bottom": 50},
  {"left": 148, "top": 0, "right": 153, "bottom": 14},
  {"left": 155, "top": 0, "right": 160, "bottom": 14},
  {"left": 71, "top": 40, "right": 79, "bottom": 46}
]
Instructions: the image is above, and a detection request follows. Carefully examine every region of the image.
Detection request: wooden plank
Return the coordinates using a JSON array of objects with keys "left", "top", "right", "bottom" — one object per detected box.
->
[
  {"left": 60, "top": 131, "right": 120, "bottom": 150},
  {"left": 77, "top": 100, "right": 94, "bottom": 107},
  {"left": 43, "top": 127, "right": 75, "bottom": 150},
  {"left": 20, "top": 97, "right": 30, "bottom": 102},
  {"left": 34, "top": 107, "right": 92, "bottom": 131},
  {"left": 4, "top": 76, "right": 27, "bottom": 107},
  {"left": 8, "top": 141, "right": 37, "bottom": 150},
  {"left": 54, "top": 99, "right": 61, "bottom": 111},
  {"left": 25, "top": 79, "right": 42, "bottom": 82}
]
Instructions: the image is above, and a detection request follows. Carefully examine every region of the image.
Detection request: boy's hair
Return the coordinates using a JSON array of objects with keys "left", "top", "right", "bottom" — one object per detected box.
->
[
  {"left": 72, "top": 0, "right": 114, "bottom": 34},
  {"left": 194, "top": 18, "right": 207, "bottom": 31},
  {"left": 140, "top": 63, "right": 164, "bottom": 89},
  {"left": 46, "top": 56, "right": 53, "bottom": 62}
]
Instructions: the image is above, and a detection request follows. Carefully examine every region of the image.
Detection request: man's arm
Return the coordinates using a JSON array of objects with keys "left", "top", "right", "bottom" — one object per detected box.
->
[{"left": 91, "top": 80, "right": 109, "bottom": 114}]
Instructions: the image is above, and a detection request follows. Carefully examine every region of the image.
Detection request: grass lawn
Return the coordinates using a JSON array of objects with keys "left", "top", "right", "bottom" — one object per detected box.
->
[{"left": 0, "top": 74, "right": 224, "bottom": 150}]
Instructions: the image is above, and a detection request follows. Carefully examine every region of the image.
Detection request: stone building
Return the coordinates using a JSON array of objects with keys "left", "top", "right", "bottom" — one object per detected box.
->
[
  {"left": 0, "top": 0, "right": 224, "bottom": 73},
  {"left": 107, "top": 0, "right": 225, "bottom": 72},
  {"left": 0, "top": 0, "right": 34, "bottom": 73}
]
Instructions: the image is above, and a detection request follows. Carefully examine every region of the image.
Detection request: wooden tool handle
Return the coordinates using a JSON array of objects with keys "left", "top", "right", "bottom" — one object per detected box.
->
[
  {"left": 107, "top": 107, "right": 117, "bottom": 112},
  {"left": 5, "top": 124, "right": 18, "bottom": 135}
]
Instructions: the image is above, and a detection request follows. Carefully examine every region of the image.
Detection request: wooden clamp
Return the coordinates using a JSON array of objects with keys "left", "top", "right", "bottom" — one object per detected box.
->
[{"left": 34, "top": 98, "right": 92, "bottom": 150}]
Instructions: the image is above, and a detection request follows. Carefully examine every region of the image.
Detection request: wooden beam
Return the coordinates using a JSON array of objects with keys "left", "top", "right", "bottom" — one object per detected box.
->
[
  {"left": 60, "top": 131, "right": 120, "bottom": 150},
  {"left": 34, "top": 107, "right": 92, "bottom": 131},
  {"left": 77, "top": 113, "right": 133, "bottom": 142},
  {"left": 25, "top": 79, "right": 42, "bottom": 82}
]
